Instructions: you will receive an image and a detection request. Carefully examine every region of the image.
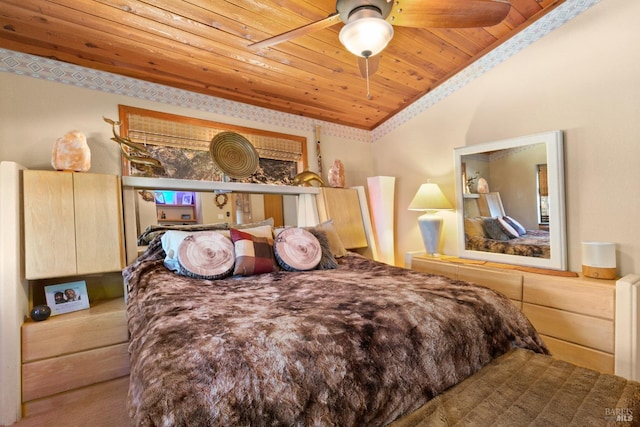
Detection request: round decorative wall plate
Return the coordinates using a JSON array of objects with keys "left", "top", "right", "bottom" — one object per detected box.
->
[
  {"left": 209, "top": 132, "right": 259, "bottom": 179},
  {"left": 214, "top": 193, "right": 228, "bottom": 209}
]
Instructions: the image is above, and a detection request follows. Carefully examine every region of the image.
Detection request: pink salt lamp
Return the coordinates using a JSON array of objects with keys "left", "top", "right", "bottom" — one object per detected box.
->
[{"left": 51, "top": 130, "right": 91, "bottom": 172}]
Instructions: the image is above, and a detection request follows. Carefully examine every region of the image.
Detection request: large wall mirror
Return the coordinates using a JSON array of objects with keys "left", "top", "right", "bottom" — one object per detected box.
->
[
  {"left": 121, "top": 177, "right": 320, "bottom": 263},
  {"left": 453, "top": 130, "right": 567, "bottom": 270},
  {"left": 134, "top": 188, "right": 299, "bottom": 234}
]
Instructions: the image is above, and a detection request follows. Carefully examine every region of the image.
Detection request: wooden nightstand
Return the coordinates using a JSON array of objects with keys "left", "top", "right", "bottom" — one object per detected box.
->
[
  {"left": 407, "top": 252, "right": 616, "bottom": 374},
  {"left": 21, "top": 298, "right": 129, "bottom": 417}
]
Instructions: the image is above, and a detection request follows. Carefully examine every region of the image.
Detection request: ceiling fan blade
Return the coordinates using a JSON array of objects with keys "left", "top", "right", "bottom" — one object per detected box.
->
[
  {"left": 358, "top": 55, "right": 380, "bottom": 78},
  {"left": 388, "top": 0, "right": 511, "bottom": 28},
  {"left": 249, "top": 13, "right": 342, "bottom": 50}
]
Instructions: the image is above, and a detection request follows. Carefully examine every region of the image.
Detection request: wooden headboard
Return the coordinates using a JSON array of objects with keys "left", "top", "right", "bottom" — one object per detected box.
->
[
  {"left": 464, "top": 192, "right": 506, "bottom": 218},
  {"left": 315, "top": 187, "right": 368, "bottom": 250}
]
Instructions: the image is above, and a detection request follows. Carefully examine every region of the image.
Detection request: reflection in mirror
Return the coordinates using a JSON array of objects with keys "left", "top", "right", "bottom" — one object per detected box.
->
[
  {"left": 536, "top": 164, "right": 549, "bottom": 226},
  {"left": 454, "top": 130, "right": 566, "bottom": 270},
  {"left": 121, "top": 176, "right": 322, "bottom": 264},
  {"left": 134, "top": 189, "right": 299, "bottom": 237}
]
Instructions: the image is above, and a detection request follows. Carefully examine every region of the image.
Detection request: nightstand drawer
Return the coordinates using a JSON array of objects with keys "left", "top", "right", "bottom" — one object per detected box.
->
[
  {"left": 22, "top": 342, "right": 130, "bottom": 401},
  {"left": 22, "top": 298, "right": 127, "bottom": 362}
]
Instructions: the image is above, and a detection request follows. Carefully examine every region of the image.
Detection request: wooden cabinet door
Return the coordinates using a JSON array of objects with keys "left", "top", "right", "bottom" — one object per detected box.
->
[
  {"left": 23, "top": 171, "right": 125, "bottom": 279},
  {"left": 316, "top": 188, "right": 367, "bottom": 249},
  {"left": 23, "top": 171, "right": 77, "bottom": 279},
  {"left": 73, "top": 173, "right": 125, "bottom": 275}
]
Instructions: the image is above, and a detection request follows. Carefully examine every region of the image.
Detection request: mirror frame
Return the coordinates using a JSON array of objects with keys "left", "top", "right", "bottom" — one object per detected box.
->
[{"left": 453, "top": 130, "right": 567, "bottom": 270}]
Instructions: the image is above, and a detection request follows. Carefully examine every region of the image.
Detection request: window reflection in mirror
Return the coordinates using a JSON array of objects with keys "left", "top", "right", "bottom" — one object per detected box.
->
[{"left": 537, "top": 164, "right": 549, "bottom": 228}]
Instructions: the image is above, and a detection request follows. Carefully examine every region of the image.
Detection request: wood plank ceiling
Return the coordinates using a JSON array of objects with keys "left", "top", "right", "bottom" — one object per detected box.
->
[{"left": 0, "top": 0, "right": 564, "bottom": 130}]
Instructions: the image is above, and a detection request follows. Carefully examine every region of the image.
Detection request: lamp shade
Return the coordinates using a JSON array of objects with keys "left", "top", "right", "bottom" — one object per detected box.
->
[
  {"left": 339, "top": 10, "right": 394, "bottom": 58},
  {"left": 581, "top": 241, "right": 616, "bottom": 279},
  {"left": 408, "top": 183, "right": 453, "bottom": 212}
]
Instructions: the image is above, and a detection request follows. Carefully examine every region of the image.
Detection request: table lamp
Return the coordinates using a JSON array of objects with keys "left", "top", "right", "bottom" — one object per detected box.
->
[{"left": 408, "top": 182, "right": 453, "bottom": 256}]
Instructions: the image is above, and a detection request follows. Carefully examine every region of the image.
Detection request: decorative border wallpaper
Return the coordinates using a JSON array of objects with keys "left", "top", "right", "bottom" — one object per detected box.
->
[{"left": 0, "top": 0, "right": 598, "bottom": 143}]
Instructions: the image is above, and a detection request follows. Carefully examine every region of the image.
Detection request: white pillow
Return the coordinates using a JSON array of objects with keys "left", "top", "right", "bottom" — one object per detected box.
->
[
  {"left": 161, "top": 230, "right": 191, "bottom": 271},
  {"left": 497, "top": 217, "right": 519, "bottom": 239},
  {"left": 504, "top": 216, "right": 527, "bottom": 236}
]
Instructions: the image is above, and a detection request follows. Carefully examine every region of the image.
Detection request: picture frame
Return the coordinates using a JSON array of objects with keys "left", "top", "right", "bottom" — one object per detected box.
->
[
  {"left": 154, "top": 192, "right": 165, "bottom": 204},
  {"left": 118, "top": 105, "right": 307, "bottom": 184},
  {"left": 45, "top": 280, "right": 90, "bottom": 316},
  {"left": 182, "top": 194, "right": 193, "bottom": 205},
  {"left": 181, "top": 214, "right": 191, "bottom": 220}
]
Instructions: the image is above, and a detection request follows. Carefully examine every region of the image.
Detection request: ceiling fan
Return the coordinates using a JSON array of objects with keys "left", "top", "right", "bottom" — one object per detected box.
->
[{"left": 250, "top": 0, "right": 511, "bottom": 85}]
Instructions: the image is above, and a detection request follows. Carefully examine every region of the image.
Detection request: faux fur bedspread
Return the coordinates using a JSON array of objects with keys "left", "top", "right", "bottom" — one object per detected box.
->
[
  {"left": 391, "top": 348, "right": 640, "bottom": 427},
  {"left": 124, "top": 241, "right": 548, "bottom": 426},
  {"left": 467, "top": 229, "right": 551, "bottom": 258}
]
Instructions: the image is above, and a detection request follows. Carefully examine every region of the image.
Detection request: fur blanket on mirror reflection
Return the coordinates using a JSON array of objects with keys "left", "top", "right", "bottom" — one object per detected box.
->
[
  {"left": 124, "top": 241, "right": 548, "bottom": 427},
  {"left": 467, "top": 229, "right": 551, "bottom": 258}
]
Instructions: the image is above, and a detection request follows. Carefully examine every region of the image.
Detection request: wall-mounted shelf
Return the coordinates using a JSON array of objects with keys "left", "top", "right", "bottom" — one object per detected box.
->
[
  {"left": 155, "top": 191, "right": 196, "bottom": 224},
  {"left": 123, "top": 176, "right": 321, "bottom": 195}
]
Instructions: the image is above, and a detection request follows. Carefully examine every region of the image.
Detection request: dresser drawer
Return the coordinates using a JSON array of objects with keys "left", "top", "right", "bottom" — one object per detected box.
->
[
  {"left": 541, "top": 335, "right": 614, "bottom": 374},
  {"left": 524, "top": 275, "right": 614, "bottom": 319},
  {"left": 411, "top": 257, "right": 458, "bottom": 278},
  {"left": 523, "top": 303, "right": 614, "bottom": 353},
  {"left": 458, "top": 265, "right": 523, "bottom": 301}
]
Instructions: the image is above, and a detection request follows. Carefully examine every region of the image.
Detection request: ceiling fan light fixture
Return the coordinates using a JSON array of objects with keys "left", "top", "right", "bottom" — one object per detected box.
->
[{"left": 339, "top": 10, "right": 394, "bottom": 58}]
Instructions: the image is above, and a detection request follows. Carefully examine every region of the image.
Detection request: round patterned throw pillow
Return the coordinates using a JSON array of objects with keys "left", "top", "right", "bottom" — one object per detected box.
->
[
  {"left": 177, "top": 231, "right": 235, "bottom": 279},
  {"left": 274, "top": 228, "right": 322, "bottom": 272}
]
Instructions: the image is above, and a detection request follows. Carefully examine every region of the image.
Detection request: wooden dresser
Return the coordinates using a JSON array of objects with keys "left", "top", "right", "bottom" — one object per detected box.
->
[{"left": 408, "top": 253, "right": 616, "bottom": 374}]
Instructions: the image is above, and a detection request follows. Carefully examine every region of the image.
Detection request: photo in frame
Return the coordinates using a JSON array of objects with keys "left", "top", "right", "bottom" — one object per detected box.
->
[{"left": 45, "top": 280, "right": 90, "bottom": 316}]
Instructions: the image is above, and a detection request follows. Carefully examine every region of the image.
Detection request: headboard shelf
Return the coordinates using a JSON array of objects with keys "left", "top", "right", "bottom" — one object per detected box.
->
[{"left": 122, "top": 176, "right": 320, "bottom": 195}]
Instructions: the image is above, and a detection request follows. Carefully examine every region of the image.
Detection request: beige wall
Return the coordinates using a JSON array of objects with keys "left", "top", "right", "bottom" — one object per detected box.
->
[
  {"left": 373, "top": 0, "right": 640, "bottom": 276},
  {"left": 0, "top": 75, "right": 375, "bottom": 186},
  {"left": 1, "top": 0, "right": 638, "bottom": 276},
  {"left": 490, "top": 144, "right": 547, "bottom": 230}
]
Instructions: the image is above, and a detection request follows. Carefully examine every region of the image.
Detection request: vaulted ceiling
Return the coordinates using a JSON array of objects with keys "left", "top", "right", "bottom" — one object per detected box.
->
[{"left": 1, "top": 0, "right": 564, "bottom": 130}]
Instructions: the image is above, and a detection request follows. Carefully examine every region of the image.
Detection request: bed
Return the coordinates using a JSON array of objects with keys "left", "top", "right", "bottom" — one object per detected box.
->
[
  {"left": 124, "top": 224, "right": 638, "bottom": 426},
  {"left": 463, "top": 192, "right": 551, "bottom": 258},
  {"left": 466, "top": 228, "right": 550, "bottom": 258}
]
